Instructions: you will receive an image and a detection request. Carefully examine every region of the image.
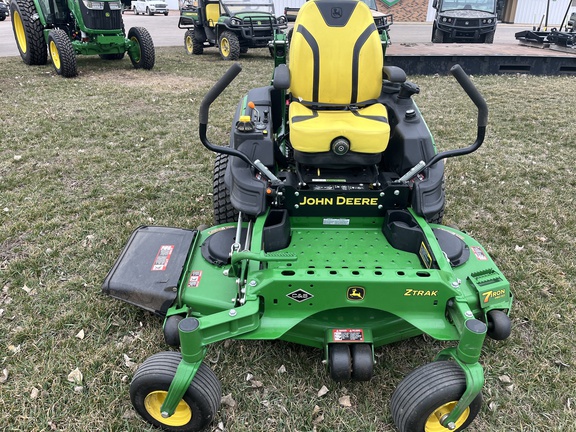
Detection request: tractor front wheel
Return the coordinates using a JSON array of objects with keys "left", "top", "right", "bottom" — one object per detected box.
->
[
  {"left": 130, "top": 351, "right": 221, "bottom": 432},
  {"left": 218, "top": 30, "right": 240, "bottom": 60},
  {"left": 391, "top": 361, "right": 482, "bottom": 432},
  {"left": 10, "top": 0, "right": 47, "bottom": 65},
  {"left": 128, "top": 26, "right": 155, "bottom": 70},
  {"left": 48, "top": 29, "right": 77, "bottom": 78}
]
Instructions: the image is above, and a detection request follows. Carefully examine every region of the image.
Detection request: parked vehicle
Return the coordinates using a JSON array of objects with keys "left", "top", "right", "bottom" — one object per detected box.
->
[
  {"left": 103, "top": 2, "right": 513, "bottom": 431},
  {"left": 285, "top": 0, "right": 393, "bottom": 43},
  {"left": 134, "top": 0, "right": 169, "bottom": 15},
  {"left": 431, "top": 0, "right": 497, "bottom": 43},
  {"left": 10, "top": 0, "right": 155, "bottom": 77},
  {"left": 0, "top": 1, "right": 8, "bottom": 20},
  {"left": 179, "top": 0, "right": 287, "bottom": 60}
]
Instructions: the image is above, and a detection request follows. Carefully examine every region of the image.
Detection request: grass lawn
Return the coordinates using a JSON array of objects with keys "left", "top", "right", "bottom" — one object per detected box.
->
[{"left": 1, "top": 47, "right": 576, "bottom": 432}]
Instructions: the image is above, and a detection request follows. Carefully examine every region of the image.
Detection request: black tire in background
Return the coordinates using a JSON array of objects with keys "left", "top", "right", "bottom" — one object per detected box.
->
[
  {"left": 48, "top": 29, "right": 78, "bottom": 78},
  {"left": 127, "top": 26, "right": 155, "bottom": 70},
  {"left": 218, "top": 30, "right": 240, "bottom": 61},
  {"left": 10, "top": 0, "right": 48, "bottom": 65}
]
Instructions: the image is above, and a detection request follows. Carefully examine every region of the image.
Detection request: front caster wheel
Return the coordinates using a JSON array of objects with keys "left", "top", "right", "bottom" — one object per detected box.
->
[
  {"left": 486, "top": 309, "right": 511, "bottom": 340},
  {"left": 130, "top": 351, "right": 221, "bottom": 432},
  {"left": 391, "top": 361, "right": 482, "bottom": 432},
  {"left": 350, "top": 343, "right": 373, "bottom": 381},
  {"left": 328, "top": 344, "right": 351, "bottom": 381}
]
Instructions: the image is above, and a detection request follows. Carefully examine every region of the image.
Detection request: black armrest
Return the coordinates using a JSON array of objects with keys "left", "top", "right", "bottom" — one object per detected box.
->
[
  {"left": 383, "top": 66, "right": 406, "bottom": 83},
  {"left": 273, "top": 64, "right": 290, "bottom": 90}
]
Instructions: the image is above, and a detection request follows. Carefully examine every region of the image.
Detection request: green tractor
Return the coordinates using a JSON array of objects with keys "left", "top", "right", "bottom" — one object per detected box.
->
[
  {"left": 10, "top": 0, "right": 155, "bottom": 77},
  {"left": 103, "top": 0, "right": 513, "bottom": 431},
  {"left": 178, "top": 0, "right": 287, "bottom": 60}
]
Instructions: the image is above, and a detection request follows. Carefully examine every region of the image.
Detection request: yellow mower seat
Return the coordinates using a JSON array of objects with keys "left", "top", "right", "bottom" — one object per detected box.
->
[{"left": 288, "top": 0, "right": 390, "bottom": 165}]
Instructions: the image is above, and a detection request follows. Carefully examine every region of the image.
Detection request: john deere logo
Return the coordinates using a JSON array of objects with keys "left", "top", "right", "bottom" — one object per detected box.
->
[
  {"left": 331, "top": 7, "right": 342, "bottom": 19},
  {"left": 347, "top": 287, "right": 365, "bottom": 300}
]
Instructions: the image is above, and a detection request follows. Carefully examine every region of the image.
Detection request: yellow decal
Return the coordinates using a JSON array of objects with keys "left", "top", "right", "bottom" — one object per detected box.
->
[
  {"left": 404, "top": 289, "right": 438, "bottom": 297},
  {"left": 347, "top": 287, "right": 365, "bottom": 300},
  {"left": 482, "top": 289, "right": 506, "bottom": 303},
  {"left": 298, "top": 196, "right": 378, "bottom": 206}
]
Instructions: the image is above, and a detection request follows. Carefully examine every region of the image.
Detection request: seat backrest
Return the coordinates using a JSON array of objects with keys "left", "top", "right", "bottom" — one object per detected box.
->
[
  {"left": 289, "top": 0, "right": 383, "bottom": 106},
  {"left": 205, "top": 1, "right": 220, "bottom": 26}
]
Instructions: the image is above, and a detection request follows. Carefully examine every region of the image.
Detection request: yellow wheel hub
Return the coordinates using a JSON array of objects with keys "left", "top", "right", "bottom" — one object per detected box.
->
[
  {"left": 221, "top": 38, "right": 230, "bottom": 57},
  {"left": 49, "top": 41, "right": 61, "bottom": 70},
  {"left": 185, "top": 36, "right": 193, "bottom": 54},
  {"left": 425, "top": 401, "right": 470, "bottom": 432},
  {"left": 144, "top": 391, "right": 192, "bottom": 427},
  {"left": 13, "top": 11, "right": 27, "bottom": 53}
]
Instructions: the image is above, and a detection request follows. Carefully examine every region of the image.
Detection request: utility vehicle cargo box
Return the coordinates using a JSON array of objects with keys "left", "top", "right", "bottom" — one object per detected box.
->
[{"left": 102, "top": 226, "right": 196, "bottom": 315}]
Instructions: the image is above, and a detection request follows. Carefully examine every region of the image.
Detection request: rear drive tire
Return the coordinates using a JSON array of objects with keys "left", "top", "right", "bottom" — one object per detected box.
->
[
  {"left": 213, "top": 153, "right": 239, "bottom": 224},
  {"left": 128, "top": 26, "right": 155, "bottom": 70},
  {"left": 10, "top": 0, "right": 48, "bottom": 65},
  {"left": 48, "top": 29, "right": 78, "bottom": 78}
]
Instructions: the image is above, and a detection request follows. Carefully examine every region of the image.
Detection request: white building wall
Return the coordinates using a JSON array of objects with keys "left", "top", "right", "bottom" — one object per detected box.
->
[
  {"left": 274, "top": 0, "right": 306, "bottom": 15},
  {"left": 514, "top": 0, "right": 574, "bottom": 25}
]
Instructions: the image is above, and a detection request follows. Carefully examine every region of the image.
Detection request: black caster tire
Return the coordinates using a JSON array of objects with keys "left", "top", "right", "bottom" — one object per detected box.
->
[
  {"left": 486, "top": 309, "right": 511, "bottom": 340},
  {"left": 164, "top": 315, "right": 184, "bottom": 347},
  {"left": 350, "top": 343, "right": 373, "bottom": 381},
  {"left": 329, "top": 344, "right": 351, "bottom": 382},
  {"left": 130, "top": 351, "right": 221, "bottom": 432},
  {"left": 391, "top": 361, "right": 482, "bottom": 432}
]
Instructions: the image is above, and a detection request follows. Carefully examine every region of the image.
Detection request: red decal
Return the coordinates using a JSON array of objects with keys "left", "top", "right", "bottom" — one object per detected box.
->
[
  {"left": 187, "top": 271, "right": 203, "bottom": 288},
  {"left": 471, "top": 246, "right": 488, "bottom": 261},
  {"left": 151, "top": 245, "right": 174, "bottom": 271}
]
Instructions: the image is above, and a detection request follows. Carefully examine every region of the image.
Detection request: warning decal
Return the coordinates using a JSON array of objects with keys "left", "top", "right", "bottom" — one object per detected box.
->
[
  {"left": 471, "top": 246, "right": 488, "bottom": 261},
  {"left": 332, "top": 329, "right": 364, "bottom": 342},
  {"left": 188, "top": 271, "right": 203, "bottom": 288},
  {"left": 151, "top": 245, "right": 174, "bottom": 271}
]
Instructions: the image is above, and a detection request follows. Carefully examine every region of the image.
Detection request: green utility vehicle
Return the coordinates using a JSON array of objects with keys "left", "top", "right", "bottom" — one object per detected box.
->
[
  {"left": 178, "top": 0, "right": 287, "bottom": 60},
  {"left": 10, "top": 0, "right": 155, "bottom": 77},
  {"left": 431, "top": 0, "right": 497, "bottom": 43},
  {"left": 103, "top": 1, "right": 513, "bottom": 431}
]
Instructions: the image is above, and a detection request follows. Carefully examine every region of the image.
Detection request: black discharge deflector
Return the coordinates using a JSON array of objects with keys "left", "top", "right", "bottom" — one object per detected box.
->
[{"left": 102, "top": 226, "right": 196, "bottom": 315}]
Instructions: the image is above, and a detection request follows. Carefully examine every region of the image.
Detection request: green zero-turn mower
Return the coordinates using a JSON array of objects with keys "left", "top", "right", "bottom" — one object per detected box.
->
[
  {"left": 102, "top": 0, "right": 513, "bottom": 430},
  {"left": 10, "top": 0, "right": 155, "bottom": 77}
]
